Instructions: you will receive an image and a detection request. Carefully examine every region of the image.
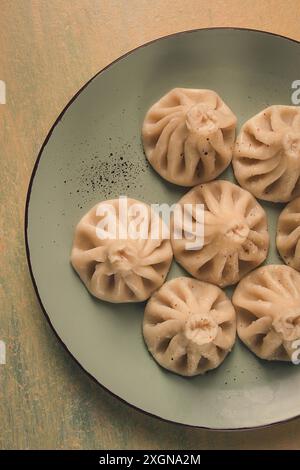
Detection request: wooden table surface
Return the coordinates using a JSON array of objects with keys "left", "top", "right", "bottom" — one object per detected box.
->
[{"left": 1, "top": 0, "right": 300, "bottom": 450}]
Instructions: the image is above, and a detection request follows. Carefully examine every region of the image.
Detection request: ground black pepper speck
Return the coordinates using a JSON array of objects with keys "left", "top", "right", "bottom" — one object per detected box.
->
[{"left": 63, "top": 138, "right": 151, "bottom": 207}]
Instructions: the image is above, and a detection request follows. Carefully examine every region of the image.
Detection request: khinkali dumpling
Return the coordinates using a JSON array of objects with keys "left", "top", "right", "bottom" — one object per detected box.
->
[
  {"left": 143, "top": 277, "right": 236, "bottom": 376},
  {"left": 71, "top": 198, "right": 173, "bottom": 303},
  {"left": 233, "top": 105, "right": 300, "bottom": 202},
  {"left": 171, "top": 180, "right": 269, "bottom": 287},
  {"left": 277, "top": 196, "right": 300, "bottom": 270},
  {"left": 142, "top": 88, "right": 237, "bottom": 186},
  {"left": 233, "top": 265, "right": 300, "bottom": 361}
]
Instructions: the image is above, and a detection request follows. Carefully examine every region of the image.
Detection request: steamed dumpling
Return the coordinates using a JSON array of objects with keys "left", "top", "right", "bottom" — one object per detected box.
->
[
  {"left": 233, "top": 105, "right": 300, "bottom": 202},
  {"left": 71, "top": 198, "right": 173, "bottom": 303},
  {"left": 233, "top": 265, "right": 300, "bottom": 361},
  {"left": 171, "top": 180, "right": 269, "bottom": 287},
  {"left": 143, "top": 277, "right": 236, "bottom": 376},
  {"left": 277, "top": 196, "right": 300, "bottom": 270},
  {"left": 142, "top": 88, "right": 237, "bottom": 186}
]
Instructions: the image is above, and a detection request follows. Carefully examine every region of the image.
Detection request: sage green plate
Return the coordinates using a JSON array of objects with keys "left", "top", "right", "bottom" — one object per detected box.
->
[{"left": 26, "top": 28, "right": 300, "bottom": 429}]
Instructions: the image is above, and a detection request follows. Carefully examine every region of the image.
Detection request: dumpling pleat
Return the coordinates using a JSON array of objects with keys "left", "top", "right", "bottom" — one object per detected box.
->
[{"left": 143, "top": 277, "right": 236, "bottom": 376}]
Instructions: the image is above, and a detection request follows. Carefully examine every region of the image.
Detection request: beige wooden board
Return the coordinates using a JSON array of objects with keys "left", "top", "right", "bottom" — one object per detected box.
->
[{"left": 1, "top": 0, "right": 300, "bottom": 449}]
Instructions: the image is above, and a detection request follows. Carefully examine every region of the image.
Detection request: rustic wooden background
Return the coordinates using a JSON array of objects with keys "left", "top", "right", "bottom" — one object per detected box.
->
[{"left": 1, "top": 0, "right": 300, "bottom": 450}]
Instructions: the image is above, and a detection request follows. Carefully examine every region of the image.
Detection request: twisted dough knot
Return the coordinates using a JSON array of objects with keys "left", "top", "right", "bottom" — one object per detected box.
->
[
  {"left": 186, "top": 103, "right": 219, "bottom": 136},
  {"left": 184, "top": 313, "right": 218, "bottom": 346},
  {"left": 282, "top": 132, "right": 300, "bottom": 159},
  {"left": 223, "top": 220, "right": 250, "bottom": 246},
  {"left": 106, "top": 241, "right": 137, "bottom": 276},
  {"left": 273, "top": 308, "right": 300, "bottom": 342}
]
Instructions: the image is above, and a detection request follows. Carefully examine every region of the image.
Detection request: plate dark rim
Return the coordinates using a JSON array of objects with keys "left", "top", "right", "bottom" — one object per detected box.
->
[{"left": 24, "top": 27, "right": 300, "bottom": 431}]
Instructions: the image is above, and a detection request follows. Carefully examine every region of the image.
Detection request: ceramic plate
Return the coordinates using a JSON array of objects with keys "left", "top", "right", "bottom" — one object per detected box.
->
[{"left": 25, "top": 28, "right": 300, "bottom": 429}]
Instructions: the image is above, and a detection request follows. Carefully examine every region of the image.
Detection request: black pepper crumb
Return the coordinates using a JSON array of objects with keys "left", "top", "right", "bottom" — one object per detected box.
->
[{"left": 71, "top": 139, "right": 151, "bottom": 203}]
